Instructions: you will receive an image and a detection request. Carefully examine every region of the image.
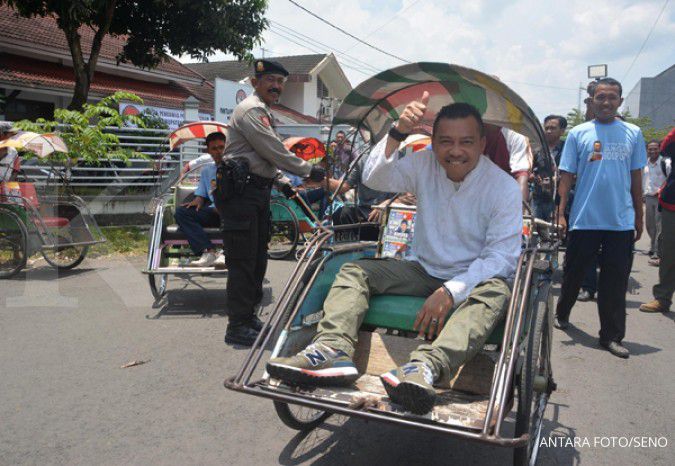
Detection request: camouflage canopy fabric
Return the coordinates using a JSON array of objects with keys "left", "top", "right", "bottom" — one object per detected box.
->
[{"left": 333, "top": 62, "right": 546, "bottom": 152}]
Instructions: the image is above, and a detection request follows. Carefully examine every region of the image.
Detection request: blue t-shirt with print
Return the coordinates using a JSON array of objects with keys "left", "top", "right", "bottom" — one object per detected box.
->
[
  {"left": 559, "top": 120, "right": 647, "bottom": 231},
  {"left": 194, "top": 162, "right": 217, "bottom": 205}
]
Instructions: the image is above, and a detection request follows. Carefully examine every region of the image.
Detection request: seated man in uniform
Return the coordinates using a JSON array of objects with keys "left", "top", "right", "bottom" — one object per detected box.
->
[
  {"left": 174, "top": 132, "right": 227, "bottom": 267},
  {"left": 267, "top": 98, "right": 522, "bottom": 415}
]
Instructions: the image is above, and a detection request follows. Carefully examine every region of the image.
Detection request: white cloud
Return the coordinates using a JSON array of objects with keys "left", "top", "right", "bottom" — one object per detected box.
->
[{"left": 189, "top": 0, "right": 675, "bottom": 122}]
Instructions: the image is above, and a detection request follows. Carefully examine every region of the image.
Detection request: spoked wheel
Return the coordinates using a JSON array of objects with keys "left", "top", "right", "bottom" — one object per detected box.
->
[
  {"left": 273, "top": 401, "right": 331, "bottom": 431},
  {"left": 149, "top": 273, "right": 168, "bottom": 300},
  {"left": 514, "top": 282, "right": 555, "bottom": 466},
  {"left": 268, "top": 200, "right": 299, "bottom": 260},
  {"left": 41, "top": 235, "right": 88, "bottom": 270},
  {"left": 0, "top": 208, "right": 28, "bottom": 279}
]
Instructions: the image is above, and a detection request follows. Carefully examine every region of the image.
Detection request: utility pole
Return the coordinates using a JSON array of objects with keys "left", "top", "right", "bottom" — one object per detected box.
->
[{"left": 577, "top": 81, "right": 583, "bottom": 117}]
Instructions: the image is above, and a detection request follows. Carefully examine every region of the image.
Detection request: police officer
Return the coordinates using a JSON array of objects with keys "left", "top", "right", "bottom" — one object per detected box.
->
[{"left": 218, "top": 59, "right": 325, "bottom": 346}]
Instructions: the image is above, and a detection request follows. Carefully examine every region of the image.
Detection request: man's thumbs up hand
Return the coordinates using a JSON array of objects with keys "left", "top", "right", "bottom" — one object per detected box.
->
[{"left": 396, "top": 91, "right": 430, "bottom": 135}]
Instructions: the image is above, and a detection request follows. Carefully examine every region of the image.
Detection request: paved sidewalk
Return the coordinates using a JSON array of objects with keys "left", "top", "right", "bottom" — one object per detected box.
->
[{"left": 0, "top": 237, "right": 673, "bottom": 465}]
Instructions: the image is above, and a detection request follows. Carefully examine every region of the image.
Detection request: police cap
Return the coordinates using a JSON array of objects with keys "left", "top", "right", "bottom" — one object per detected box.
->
[{"left": 253, "top": 59, "right": 289, "bottom": 77}]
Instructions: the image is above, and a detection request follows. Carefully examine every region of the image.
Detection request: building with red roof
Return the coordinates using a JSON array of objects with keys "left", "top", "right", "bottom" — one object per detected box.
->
[{"left": 0, "top": 5, "right": 329, "bottom": 127}]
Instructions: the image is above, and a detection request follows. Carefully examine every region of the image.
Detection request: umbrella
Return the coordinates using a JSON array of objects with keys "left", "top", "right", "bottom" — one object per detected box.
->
[
  {"left": 168, "top": 121, "right": 229, "bottom": 150},
  {"left": 0, "top": 131, "right": 68, "bottom": 158},
  {"left": 283, "top": 137, "right": 326, "bottom": 164},
  {"left": 399, "top": 134, "right": 431, "bottom": 153}
]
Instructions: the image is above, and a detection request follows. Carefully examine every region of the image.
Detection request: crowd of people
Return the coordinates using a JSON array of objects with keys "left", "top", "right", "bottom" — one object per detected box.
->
[
  {"left": 171, "top": 59, "right": 672, "bottom": 370},
  {"left": 3, "top": 54, "right": 672, "bottom": 416}
]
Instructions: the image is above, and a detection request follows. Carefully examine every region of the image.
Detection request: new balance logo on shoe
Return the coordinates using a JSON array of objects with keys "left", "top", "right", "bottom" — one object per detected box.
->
[{"left": 304, "top": 349, "right": 327, "bottom": 366}]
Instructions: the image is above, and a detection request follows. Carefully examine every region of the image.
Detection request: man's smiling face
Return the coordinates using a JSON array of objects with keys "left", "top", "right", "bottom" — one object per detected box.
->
[
  {"left": 431, "top": 116, "right": 486, "bottom": 182},
  {"left": 592, "top": 83, "right": 623, "bottom": 123}
]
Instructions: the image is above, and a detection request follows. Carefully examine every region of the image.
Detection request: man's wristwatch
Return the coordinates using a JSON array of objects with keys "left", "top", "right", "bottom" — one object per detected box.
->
[{"left": 388, "top": 123, "right": 409, "bottom": 142}]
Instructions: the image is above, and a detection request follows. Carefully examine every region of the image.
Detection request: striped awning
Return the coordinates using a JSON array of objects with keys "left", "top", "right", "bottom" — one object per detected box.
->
[
  {"left": 0, "top": 131, "right": 68, "bottom": 158},
  {"left": 333, "top": 62, "right": 545, "bottom": 151},
  {"left": 168, "top": 121, "right": 229, "bottom": 150}
]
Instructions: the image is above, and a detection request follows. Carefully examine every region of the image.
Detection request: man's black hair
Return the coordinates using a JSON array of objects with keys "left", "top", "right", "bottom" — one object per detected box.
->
[
  {"left": 336, "top": 130, "right": 346, "bottom": 135},
  {"left": 591, "top": 77, "right": 623, "bottom": 97},
  {"left": 401, "top": 219, "right": 408, "bottom": 225},
  {"left": 647, "top": 139, "right": 660, "bottom": 146},
  {"left": 205, "top": 131, "right": 227, "bottom": 146},
  {"left": 432, "top": 102, "right": 485, "bottom": 137},
  {"left": 544, "top": 115, "right": 568, "bottom": 130}
]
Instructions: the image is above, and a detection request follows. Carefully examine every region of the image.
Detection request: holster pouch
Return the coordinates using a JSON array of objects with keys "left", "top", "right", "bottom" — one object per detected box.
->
[{"left": 216, "top": 157, "right": 250, "bottom": 205}]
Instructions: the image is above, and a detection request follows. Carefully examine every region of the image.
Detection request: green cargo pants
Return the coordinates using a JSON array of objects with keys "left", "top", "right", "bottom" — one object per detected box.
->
[{"left": 313, "top": 258, "right": 511, "bottom": 385}]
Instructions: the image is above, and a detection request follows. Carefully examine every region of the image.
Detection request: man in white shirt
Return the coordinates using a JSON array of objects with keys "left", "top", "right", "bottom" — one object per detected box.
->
[
  {"left": 643, "top": 139, "right": 671, "bottom": 263},
  {"left": 267, "top": 97, "right": 522, "bottom": 415}
]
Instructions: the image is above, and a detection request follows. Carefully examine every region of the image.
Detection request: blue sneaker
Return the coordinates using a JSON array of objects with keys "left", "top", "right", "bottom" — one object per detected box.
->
[{"left": 266, "top": 343, "right": 359, "bottom": 387}]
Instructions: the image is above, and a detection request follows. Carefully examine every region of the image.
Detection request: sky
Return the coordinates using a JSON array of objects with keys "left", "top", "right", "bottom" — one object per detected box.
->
[{"left": 183, "top": 0, "right": 675, "bottom": 122}]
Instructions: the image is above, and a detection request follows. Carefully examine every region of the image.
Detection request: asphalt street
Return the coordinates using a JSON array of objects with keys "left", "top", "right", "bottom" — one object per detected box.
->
[{"left": 1, "top": 235, "right": 673, "bottom": 465}]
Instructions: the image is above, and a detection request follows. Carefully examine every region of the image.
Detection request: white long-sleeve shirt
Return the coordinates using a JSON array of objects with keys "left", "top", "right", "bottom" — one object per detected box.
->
[
  {"left": 363, "top": 138, "right": 523, "bottom": 304},
  {"left": 643, "top": 156, "right": 671, "bottom": 196}
]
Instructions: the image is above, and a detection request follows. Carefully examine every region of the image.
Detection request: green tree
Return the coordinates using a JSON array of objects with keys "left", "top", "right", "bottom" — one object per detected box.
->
[
  {"left": 620, "top": 110, "right": 673, "bottom": 142},
  {"left": 2, "top": 0, "right": 268, "bottom": 110},
  {"left": 566, "top": 108, "right": 585, "bottom": 128},
  {"left": 13, "top": 91, "right": 146, "bottom": 164}
]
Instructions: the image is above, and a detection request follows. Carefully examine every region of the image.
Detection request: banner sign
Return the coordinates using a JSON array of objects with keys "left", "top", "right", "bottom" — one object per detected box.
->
[
  {"left": 119, "top": 103, "right": 212, "bottom": 130},
  {"left": 214, "top": 78, "right": 253, "bottom": 123}
]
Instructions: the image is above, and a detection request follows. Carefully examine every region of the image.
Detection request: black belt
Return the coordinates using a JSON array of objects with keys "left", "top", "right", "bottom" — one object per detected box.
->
[{"left": 246, "top": 173, "right": 275, "bottom": 189}]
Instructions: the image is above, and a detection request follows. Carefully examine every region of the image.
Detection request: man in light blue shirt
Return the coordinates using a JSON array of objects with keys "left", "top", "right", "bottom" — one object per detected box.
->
[
  {"left": 174, "top": 132, "right": 226, "bottom": 267},
  {"left": 554, "top": 78, "right": 647, "bottom": 359}
]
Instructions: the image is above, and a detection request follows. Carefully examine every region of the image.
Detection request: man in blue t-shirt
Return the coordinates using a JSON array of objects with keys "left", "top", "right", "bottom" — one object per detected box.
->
[
  {"left": 174, "top": 132, "right": 226, "bottom": 267},
  {"left": 554, "top": 78, "right": 647, "bottom": 359}
]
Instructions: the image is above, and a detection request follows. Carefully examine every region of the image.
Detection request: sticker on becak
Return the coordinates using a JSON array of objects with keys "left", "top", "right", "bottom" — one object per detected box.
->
[
  {"left": 236, "top": 89, "right": 247, "bottom": 104},
  {"left": 260, "top": 116, "right": 271, "bottom": 127}
]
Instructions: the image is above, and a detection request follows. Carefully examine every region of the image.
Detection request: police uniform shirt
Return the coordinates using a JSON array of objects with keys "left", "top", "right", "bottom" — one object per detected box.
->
[{"left": 225, "top": 93, "right": 312, "bottom": 179}]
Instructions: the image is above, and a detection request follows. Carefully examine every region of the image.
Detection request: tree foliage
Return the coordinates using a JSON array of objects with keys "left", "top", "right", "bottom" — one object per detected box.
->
[
  {"left": 2, "top": 0, "right": 268, "bottom": 109},
  {"left": 565, "top": 107, "right": 673, "bottom": 142},
  {"left": 566, "top": 108, "right": 585, "bottom": 128},
  {"left": 13, "top": 91, "right": 147, "bottom": 164},
  {"left": 620, "top": 110, "right": 673, "bottom": 142}
]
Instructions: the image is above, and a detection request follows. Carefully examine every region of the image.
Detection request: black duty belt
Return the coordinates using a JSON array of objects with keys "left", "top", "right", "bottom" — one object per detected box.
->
[{"left": 246, "top": 173, "right": 275, "bottom": 189}]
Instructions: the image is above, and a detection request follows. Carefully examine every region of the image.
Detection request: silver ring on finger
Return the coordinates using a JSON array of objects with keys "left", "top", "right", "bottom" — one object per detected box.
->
[{"left": 431, "top": 318, "right": 439, "bottom": 324}]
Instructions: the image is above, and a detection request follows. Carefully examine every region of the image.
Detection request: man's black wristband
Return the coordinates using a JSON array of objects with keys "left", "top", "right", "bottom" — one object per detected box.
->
[{"left": 388, "top": 124, "right": 409, "bottom": 142}]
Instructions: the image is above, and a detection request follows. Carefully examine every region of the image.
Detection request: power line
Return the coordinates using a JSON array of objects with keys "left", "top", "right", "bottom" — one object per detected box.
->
[
  {"left": 269, "top": 21, "right": 382, "bottom": 73},
  {"left": 267, "top": 28, "right": 374, "bottom": 77},
  {"left": 268, "top": 27, "right": 375, "bottom": 76},
  {"left": 343, "top": 0, "right": 425, "bottom": 53},
  {"left": 622, "top": 0, "right": 670, "bottom": 81},
  {"left": 286, "top": 0, "right": 411, "bottom": 64},
  {"left": 271, "top": 21, "right": 381, "bottom": 72}
]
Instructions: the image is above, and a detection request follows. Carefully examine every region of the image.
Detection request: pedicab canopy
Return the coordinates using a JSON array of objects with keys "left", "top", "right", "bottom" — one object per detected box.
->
[
  {"left": 0, "top": 131, "right": 68, "bottom": 157},
  {"left": 283, "top": 137, "right": 326, "bottom": 165},
  {"left": 168, "top": 121, "right": 229, "bottom": 151},
  {"left": 333, "top": 62, "right": 546, "bottom": 152}
]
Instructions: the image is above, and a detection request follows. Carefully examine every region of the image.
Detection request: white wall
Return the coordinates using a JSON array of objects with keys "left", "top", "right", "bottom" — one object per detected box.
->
[
  {"left": 278, "top": 81, "right": 304, "bottom": 114},
  {"left": 303, "top": 74, "right": 321, "bottom": 120}
]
